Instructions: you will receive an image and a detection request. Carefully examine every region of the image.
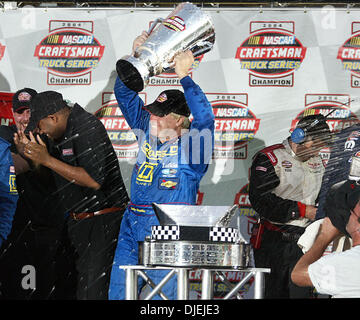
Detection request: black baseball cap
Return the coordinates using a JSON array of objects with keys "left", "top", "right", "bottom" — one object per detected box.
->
[
  {"left": 143, "top": 90, "right": 190, "bottom": 117},
  {"left": 25, "top": 91, "right": 68, "bottom": 133},
  {"left": 12, "top": 88, "right": 37, "bottom": 113}
]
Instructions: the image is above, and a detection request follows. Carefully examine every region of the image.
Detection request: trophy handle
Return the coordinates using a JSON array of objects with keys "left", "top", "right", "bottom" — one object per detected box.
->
[
  {"left": 162, "top": 61, "right": 176, "bottom": 72},
  {"left": 190, "top": 42, "right": 213, "bottom": 57},
  {"left": 188, "top": 32, "right": 216, "bottom": 57},
  {"left": 162, "top": 41, "right": 213, "bottom": 72},
  {"left": 148, "top": 18, "right": 164, "bottom": 34}
]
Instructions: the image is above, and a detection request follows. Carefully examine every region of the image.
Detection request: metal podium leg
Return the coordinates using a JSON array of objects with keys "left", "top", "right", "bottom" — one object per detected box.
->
[
  {"left": 223, "top": 271, "right": 254, "bottom": 300},
  {"left": 125, "top": 268, "right": 138, "bottom": 300},
  {"left": 177, "top": 268, "right": 189, "bottom": 300},
  {"left": 137, "top": 270, "right": 170, "bottom": 300},
  {"left": 143, "top": 269, "right": 176, "bottom": 300},
  {"left": 201, "top": 269, "right": 214, "bottom": 300},
  {"left": 216, "top": 271, "right": 243, "bottom": 299},
  {"left": 254, "top": 271, "right": 265, "bottom": 299}
]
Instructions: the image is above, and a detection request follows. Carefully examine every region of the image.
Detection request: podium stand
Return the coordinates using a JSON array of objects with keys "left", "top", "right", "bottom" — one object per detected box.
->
[{"left": 121, "top": 265, "right": 270, "bottom": 300}]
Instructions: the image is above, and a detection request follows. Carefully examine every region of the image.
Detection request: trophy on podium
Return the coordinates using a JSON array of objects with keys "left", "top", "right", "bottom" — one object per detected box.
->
[
  {"left": 116, "top": 2, "right": 215, "bottom": 92},
  {"left": 138, "top": 204, "right": 251, "bottom": 268}
]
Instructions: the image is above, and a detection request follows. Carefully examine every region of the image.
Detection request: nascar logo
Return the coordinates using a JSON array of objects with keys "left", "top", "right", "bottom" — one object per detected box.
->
[
  {"left": 95, "top": 92, "right": 142, "bottom": 160},
  {"left": 34, "top": 32, "right": 104, "bottom": 72},
  {"left": 337, "top": 35, "right": 360, "bottom": 72},
  {"left": 292, "top": 106, "right": 357, "bottom": 133},
  {"left": 210, "top": 93, "right": 259, "bottom": 160},
  {"left": 292, "top": 95, "right": 359, "bottom": 134},
  {"left": 97, "top": 104, "right": 133, "bottom": 144},
  {"left": 236, "top": 32, "right": 306, "bottom": 75},
  {"left": 213, "top": 102, "right": 260, "bottom": 145},
  {"left": 248, "top": 35, "right": 296, "bottom": 45},
  {"left": 34, "top": 20, "right": 105, "bottom": 85},
  {"left": 338, "top": 23, "right": 360, "bottom": 87},
  {"left": 236, "top": 21, "right": 306, "bottom": 87},
  {"left": 291, "top": 94, "right": 359, "bottom": 166}
]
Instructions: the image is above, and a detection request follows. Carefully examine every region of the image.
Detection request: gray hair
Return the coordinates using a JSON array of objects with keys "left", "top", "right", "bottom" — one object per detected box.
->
[{"left": 170, "top": 112, "right": 191, "bottom": 129}]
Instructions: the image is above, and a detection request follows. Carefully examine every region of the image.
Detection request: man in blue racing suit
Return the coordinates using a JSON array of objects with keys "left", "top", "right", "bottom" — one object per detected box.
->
[
  {"left": 109, "top": 31, "right": 215, "bottom": 300},
  {"left": 0, "top": 137, "right": 18, "bottom": 248}
]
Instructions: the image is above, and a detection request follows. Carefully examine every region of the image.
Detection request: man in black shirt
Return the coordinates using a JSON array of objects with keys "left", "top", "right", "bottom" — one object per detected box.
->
[
  {"left": 0, "top": 88, "right": 73, "bottom": 300},
  {"left": 19, "top": 91, "right": 129, "bottom": 300}
]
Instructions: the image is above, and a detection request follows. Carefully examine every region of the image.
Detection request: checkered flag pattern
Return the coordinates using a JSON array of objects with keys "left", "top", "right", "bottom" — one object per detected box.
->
[
  {"left": 151, "top": 225, "right": 180, "bottom": 240},
  {"left": 209, "top": 227, "right": 238, "bottom": 242}
]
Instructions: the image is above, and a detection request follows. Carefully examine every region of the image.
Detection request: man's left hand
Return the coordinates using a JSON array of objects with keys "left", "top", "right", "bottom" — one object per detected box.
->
[
  {"left": 14, "top": 130, "right": 31, "bottom": 157},
  {"left": 23, "top": 132, "right": 51, "bottom": 166},
  {"left": 173, "top": 50, "right": 195, "bottom": 80}
]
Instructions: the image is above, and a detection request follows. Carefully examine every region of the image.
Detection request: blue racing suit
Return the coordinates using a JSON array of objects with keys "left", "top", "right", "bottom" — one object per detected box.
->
[
  {"left": 0, "top": 137, "right": 18, "bottom": 248},
  {"left": 109, "top": 76, "right": 214, "bottom": 300}
]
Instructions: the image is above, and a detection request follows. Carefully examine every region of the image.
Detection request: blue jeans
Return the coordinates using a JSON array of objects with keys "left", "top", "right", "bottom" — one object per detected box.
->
[{"left": 109, "top": 206, "right": 177, "bottom": 300}]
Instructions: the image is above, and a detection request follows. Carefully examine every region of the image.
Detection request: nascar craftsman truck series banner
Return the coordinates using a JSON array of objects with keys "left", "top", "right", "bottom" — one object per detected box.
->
[{"left": 1, "top": 6, "right": 360, "bottom": 299}]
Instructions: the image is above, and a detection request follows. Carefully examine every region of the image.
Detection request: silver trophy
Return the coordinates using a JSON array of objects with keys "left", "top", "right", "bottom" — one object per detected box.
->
[{"left": 116, "top": 2, "right": 215, "bottom": 92}]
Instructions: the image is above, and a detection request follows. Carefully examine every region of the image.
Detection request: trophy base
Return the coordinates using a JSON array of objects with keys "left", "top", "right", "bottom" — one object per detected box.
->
[
  {"left": 139, "top": 240, "right": 251, "bottom": 268},
  {"left": 116, "top": 59, "right": 144, "bottom": 92}
]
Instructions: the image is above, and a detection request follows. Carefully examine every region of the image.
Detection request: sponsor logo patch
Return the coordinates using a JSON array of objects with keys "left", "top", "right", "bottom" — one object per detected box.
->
[
  {"left": 282, "top": 160, "right": 292, "bottom": 169},
  {"left": 255, "top": 166, "right": 267, "bottom": 172},
  {"left": 156, "top": 93, "right": 168, "bottom": 103},
  {"left": 17, "top": 92, "right": 32, "bottom": 102},
  {"left": 9, "top": 174, "right": 17, "bottom": 194},
  {"left": 62, "top": 148, "right": 74, "bottom": 156},
  {"left": 158, "top": 177, "right": 179, "bottom": 190},
  {"left": 161, "top": 168, "right": 177, "bottom": 177}
]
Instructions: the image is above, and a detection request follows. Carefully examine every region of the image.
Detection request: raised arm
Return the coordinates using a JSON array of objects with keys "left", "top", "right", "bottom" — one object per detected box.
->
[
  {"left": 114, "top": 31, "right": 150, "bottom": 132},
  {"left": 174, "top": 51, "right": 214, "bottom": 131},
  {"left": 174, "top": 51, "right": 214, "bottom": 174},
  {"left": 291, "top": 217, "right": 341, "bottom": 287}
]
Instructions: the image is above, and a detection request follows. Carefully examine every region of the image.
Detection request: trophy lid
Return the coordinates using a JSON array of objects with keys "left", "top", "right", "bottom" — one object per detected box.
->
[{"left": 151, "top": 203, "right": 238, "bottom": 227}]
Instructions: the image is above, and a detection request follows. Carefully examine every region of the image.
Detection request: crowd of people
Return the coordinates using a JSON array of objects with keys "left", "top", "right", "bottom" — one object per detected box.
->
[{"left": 0, "top": 30, "right": 359, "bottom": 300}]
